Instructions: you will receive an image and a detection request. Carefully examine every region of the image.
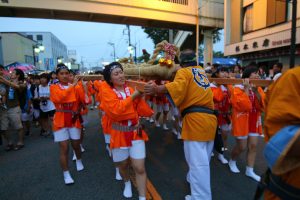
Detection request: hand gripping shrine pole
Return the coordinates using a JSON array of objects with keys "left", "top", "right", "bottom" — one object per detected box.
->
[{"left": 76, "top": 75, "right": 273, "bottom": 92}]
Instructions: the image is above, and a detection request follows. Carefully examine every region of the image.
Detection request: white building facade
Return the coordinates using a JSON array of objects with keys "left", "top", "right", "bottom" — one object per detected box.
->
[
  {"left": 22, "top": 32, "right": 68, "bottom": 71},
  {"left": 224, "top": 0, "right": 300, "bottom": 71}
]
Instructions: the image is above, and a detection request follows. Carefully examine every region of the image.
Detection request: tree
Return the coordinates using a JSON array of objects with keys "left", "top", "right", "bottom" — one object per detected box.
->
[
  {"left": 142, "top": 27, "right": 178, "bottom": 46},
  {"left": 213, "top": 51, "right": 224, "bottom": 58},
  {"left": 142, "top": 27, "right": 222, "bottom": 46}
]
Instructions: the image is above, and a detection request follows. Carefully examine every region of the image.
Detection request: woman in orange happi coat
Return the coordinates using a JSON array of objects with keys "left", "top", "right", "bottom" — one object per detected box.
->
[
  {"left": 69, "top": 70, "right": 91, "bottom": 160},
  {"left": 96, "top": 79, "right": 123, "bottom": 180},
  {"left": 101, "top": 62, "right": 153, "bottom": 200},
  {"left": 50, "top": 64, "right": 89, "bottom": 185},
  {"left": 229, "top": 66, "right": 265, "bottom": 182}
]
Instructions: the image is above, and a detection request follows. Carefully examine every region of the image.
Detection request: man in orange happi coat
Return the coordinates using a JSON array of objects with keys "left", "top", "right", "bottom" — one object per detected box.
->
[{"left": 262, "top": 67, "right": 300, "bottom": 199}]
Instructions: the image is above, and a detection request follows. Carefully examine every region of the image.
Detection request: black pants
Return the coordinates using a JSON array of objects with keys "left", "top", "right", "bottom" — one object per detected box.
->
[{"left": 214, "top": 128, "right": 224, "bottom": 154}]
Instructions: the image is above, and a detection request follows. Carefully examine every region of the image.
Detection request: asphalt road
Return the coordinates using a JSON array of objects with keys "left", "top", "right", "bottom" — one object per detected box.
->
[{"left": 0, "top": 110, "right": 267, "bottom": 200}]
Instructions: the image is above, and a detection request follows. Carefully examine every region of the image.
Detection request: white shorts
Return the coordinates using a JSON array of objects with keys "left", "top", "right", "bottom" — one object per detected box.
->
[
  {"left": 33, "top": 109, "right": 40, "bottom": 119},
  {"left": 249, "top": 133, "right": 260, "bottom": 137},
  {"left": 21, "top": 111, "right": 33, "bottom": 122},
  {"left": 157, "top": 103, "right": 169, "bottom": 112},
  {"left": 171, "top": 106, "right": 179, "bottom": 116},
  {"left": 236, "top": 133, "right": 260, "bottom": 140},
  {"left": 53, "top": 127, "right": 81, "bottom": 142},
  {"left": 81, "top": 114, "right": 88, "bottom": 127},
  {"left": 104, "top": 134, "right": 111, "bottom": 144},
  {"left": 112, "top": 140, "right": 146, "bottom": 162},
  {"left": 220, "top": 124, "right": 231, "bottom": 132}
]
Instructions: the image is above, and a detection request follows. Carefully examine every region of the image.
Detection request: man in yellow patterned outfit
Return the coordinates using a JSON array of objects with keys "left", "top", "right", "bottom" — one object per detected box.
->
[{"left": 145, "top": 49, "right": 217, "bottom": 200}]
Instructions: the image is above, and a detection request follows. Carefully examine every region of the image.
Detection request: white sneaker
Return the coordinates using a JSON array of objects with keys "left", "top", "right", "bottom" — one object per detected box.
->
[
  {"left": 172, "top": 128, "right": 178, "bottom": 136},
  {"left": 245, "top": 166, "right": 261, "bottom": 182},
  {"left": 76, "top": 159, "right": 84, "bottom": 171},
  {"left": 123, "top": 181, "right": 132, "bottom": 198},
  {"left": 115, "top": 168, "right": 122, "bottom": 181},
  {"left": 149, "top": 118, "right": 154, "bottom": 123},
  {"left": 72, "top": 152, "right": 77, "bottom": 161},
  {"left": 217, "top": 154, "right": 229, "bottom": 164},
  {"left": 139, "top": 197, "right": 146, "bottom": 200},
  {"left": 63, "top": 171, "right": 74, "bottom": 185},
  {"left": 163, "top": 124, "right": 169, "bottom": 130},
  {"left": 171, "top": 116, "right": 176, "bottom": 121},
  {"left": 80, "top": 144, "right": 85, "bottom": 153},
  {"left": 185, "top": 195, "right": 192, "bottom": 200},
  {"left": 211, "top": 152, "right": 214, "bottom": 157},
  {"left": 228, "top": 160, "right": 240, "bottom": 173},
  {"left": 155, "top": 121, "right": 160, "bottom": 127}
]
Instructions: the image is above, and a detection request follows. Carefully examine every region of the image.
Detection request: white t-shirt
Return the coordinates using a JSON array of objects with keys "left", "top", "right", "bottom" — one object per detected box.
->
[
  {"left": 39, "top": 85, "right": 55, "bottom": 112},
  {"left": 273, "top": 72, "right": 282, "bottom": 81}
]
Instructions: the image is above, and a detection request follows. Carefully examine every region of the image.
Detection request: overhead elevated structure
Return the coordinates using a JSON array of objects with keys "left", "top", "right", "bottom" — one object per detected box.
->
[
  {"left": 0, "top": 0, "right": 198, "bottom": 30},
  {"left": 174, "top": 0, "right": 224, "bottom": 66}
]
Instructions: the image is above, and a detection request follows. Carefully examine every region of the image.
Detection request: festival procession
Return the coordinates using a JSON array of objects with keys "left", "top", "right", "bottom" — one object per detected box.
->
[{"left": 0, "top": 1, "right": 299, "bottom": 200}]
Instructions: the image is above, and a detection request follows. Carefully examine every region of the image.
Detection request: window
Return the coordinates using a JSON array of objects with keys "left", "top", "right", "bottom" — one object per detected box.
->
[
  {"left": 243, "top": 5, "right": 253, "bottom": 33},
  {"left": 159, "top": 0, "right": 188, "bottom": 5},
  {"left": 27, "top": 35, "right": 33, "bottom": 40},
  {"left": 267, "top": 0, "right": 287, "bottom": 26},
  {"left": 37, "top": 34, "right": 43, "bottom": 41},
  {"left": 25, "top": 55, "right": 34, "bottom": 65}
]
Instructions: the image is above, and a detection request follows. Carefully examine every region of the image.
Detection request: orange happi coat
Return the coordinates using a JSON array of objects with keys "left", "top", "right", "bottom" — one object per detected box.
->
[
  {"left": 98, "top": 81, "right": 112, "bottom": 135},
  {"left": 210, "top": 83, "right": 225, "bottom": 127},
  {"left": 231, "top": 85, "right": 252, "bottom": 137},
  {"left": 87, "top": 81, "right": 96, "bottom": 95},
  {"left": 264, "top": 67, "right": 300, "bottom": 200},
  {"left": 77, "top": 81, "right": 92, "bottom": 115},
  {"left": 248, "top": 87, "right": 265, "bottom": 134},
  {"left": 50, "top": 82, "right": 89, "bottom": 131},
  {"left": 218, "top": 85, "right": 232, "bottom": 126},
  {"left": 101, "top": 83, "right": 154, "bottom": 149}
]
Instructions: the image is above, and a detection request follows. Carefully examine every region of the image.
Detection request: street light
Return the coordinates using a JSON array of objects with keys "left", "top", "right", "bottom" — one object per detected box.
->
[
  {"left": 32, "top": 43, "right": 45, "bottom": 68},
  {"left": 57, "top": 56, "right": 63, "bottom": 64},
  {"left": 108, "top": 42, "right": 116, "bottom": 61}
]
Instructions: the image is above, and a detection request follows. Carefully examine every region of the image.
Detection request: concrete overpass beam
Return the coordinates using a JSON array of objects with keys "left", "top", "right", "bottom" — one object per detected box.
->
[{"left": 203, "top": 29, "right": 213, "bottom": 66}]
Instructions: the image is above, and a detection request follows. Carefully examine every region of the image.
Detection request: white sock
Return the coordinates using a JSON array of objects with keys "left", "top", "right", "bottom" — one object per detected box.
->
[
  {"left": 76, "top": 159, "right": 84, "bottom": 171},
  {"left": 228, "top": 159, "right": 240, "bottom": 173},
  {"left": 115, "top": 168, "right": 122, "bottom": 181},
  {"left": 123, "top": 181, "right": 132, "bottom": 198},
  {"left": 245, "top": 166, "right": 261, "bottom": 182},
  {"left": 163, "top": 123, "right": 168, "bottom": 130},
  {"left": 218, "top": 153, "right": 229, "bottom": 164},
  {"left": 139, "top": 197, "right": 146, "bottom": 200},
  {"left": 63, "top": 171, "right": 74, "bottom": 185},
  {"left": 80, "top": 144, "right": 85, "bottom": 152},
  {"left": 155, "top": 121, "right": 160, "bottom": 127},
  {"left": 177, "top": 133, "right": 182, "bottom": 140},
  {"left": 106, "top": 144, "right": 112, "bottom": 157},
  {"left": 172, "top": 128, "right": 178, "bottom": 136},
  {"left": 72, "top": 151, "right": 77, "bottom": 161}
]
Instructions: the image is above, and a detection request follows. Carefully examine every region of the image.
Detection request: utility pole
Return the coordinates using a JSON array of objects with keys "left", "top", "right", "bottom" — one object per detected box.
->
[
  {"left": 290, "top": 0, "right": 297, "bottom": 68},
  {"left": 169, "top": 29, "right": 174, "bottom": 43},
  {"left": 108, "top": 42, "right": 116, "bottom": 61},
  {"left": 126, "top": 25, "right": 132, "bottom": 58}
]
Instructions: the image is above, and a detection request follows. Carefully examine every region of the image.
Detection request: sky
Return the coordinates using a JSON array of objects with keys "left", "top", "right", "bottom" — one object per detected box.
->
[{"left": 0, "top": 17, "right": 224, "bottom": 68}]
